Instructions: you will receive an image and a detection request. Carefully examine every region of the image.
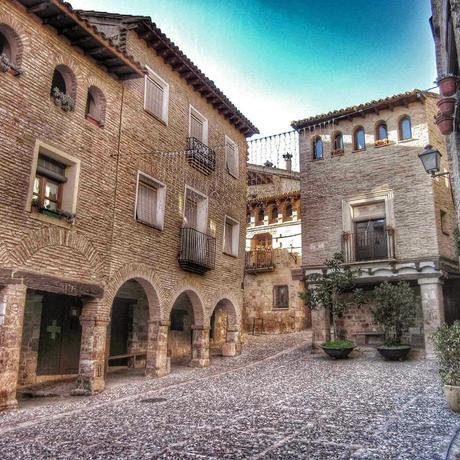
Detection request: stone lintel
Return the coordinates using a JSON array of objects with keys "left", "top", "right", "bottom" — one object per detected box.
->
[
  {"left": 418, "top": 277, "right": 443, "bottom": 286},
  {"left": 191, "top": 325, "right": 210, "bottom": 331}
]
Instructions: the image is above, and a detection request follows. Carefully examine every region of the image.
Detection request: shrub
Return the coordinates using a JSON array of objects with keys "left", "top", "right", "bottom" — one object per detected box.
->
[
  {"left": 372, "top": 281, "right": 416, "bottom": 345},
  {"left": 432, "top": 321, "right": 460, "bottom": 386}
]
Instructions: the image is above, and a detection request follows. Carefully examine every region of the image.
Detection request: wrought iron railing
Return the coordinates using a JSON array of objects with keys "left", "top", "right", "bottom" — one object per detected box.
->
[
  {"left": 245, "top": 249, "right": 275, "bottom": 272},
  {"left": 186, "top": 137, "right": 216, "bottom": 175},
  {"left": 342, "top": 228, "right": 395, "bottom": 262},
  {"left": 178, "top": 227, "right": 216, "bottom": 274}
]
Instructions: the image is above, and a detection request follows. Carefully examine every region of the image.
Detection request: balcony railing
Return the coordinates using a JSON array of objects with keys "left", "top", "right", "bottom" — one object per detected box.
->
[
  {"left": 245, "top": 249, "right": 275, "bottom": 273},
  {"left": 342, "top": 228, "right": 395, "bottom": 262},
  {"left": 186, "top": 137, "right": 216, "bottom": 175},
  {"left": 179, "top": 227, "right": 216, "bottom": 274}
]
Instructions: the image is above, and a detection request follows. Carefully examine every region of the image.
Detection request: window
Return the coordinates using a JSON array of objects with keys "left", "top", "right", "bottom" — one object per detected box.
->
[
  {"left": 312, "top": 136, "right": 323, "bottom": 159},
  {"left": 273, "top": 285, "right": 289, "bottom": 309},
  {"left": 144, "top": 66, "right": 169, "bottom": 123},
  {"left": 225, "top": 136, "right": 239, "bottom": 177},
  {"left": 257, "top": 208, "right": 265, "bottom": 225},
  {"left": 246, "top": 212, "right": 252, "bottom": 225},
  {"left": 270, "top": 206, "right": 278, "bottom": 223},
  {"left": 135, "top": 172, "right": 166, "bottom": 230},
  {"left": 333, "top": 132, "right": 344, "bottom": 152},
  {"left": 189, "top": 105, "right": 208, "bottom": 145},
  {"left": 285, "top": 203, "right": 293, "bottom": 220},
  {"left": 27, "top": 141, "right": 81, "bottom": 222},
  {"left": 353, "top": 127, "right": 366, "bottom": 151},
  {"left": 0, "top": 24, "right": 21, "bottom": 70},
  {"left": 355, "top": 218, "right": 387, "bottom": 261},
  {"left": 85, "top": 86, "right": 106, "bottom": 126},
  {"left": 223, "top": 216, "right": 240, "bottom": 256},
  {"left": 399, "top": 116, "right": 412, "bottom": 140},
  {"left": 376, "top": 122, "right": 388, "bottom": 141},
  {"left": 441, "top": 210, "right": 450, "bottom": 235},
  {"left": 50, "top": 65, "right": 76, "bottom": 111},
  {"left": 0, "top": 29, "right": 11, "bottom": 60},
  {"left": 184, "top": 186, "right": 208, "bottom": 233}
]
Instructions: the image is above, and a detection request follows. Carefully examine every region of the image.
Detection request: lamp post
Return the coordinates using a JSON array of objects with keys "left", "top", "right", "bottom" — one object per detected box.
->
[{"left": 419, "top": 145, "right": 455, "bottom": 207}]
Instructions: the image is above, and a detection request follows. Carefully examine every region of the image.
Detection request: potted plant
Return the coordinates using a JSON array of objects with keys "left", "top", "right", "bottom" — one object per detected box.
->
[
  {"left": 51, "top": 87, "right": 75, "bottom": 112},
  {"left": 437, "top": 97, "right": 456, "bottom": 115},
  {"left": 435, "top": 112, "right": 454, "bottom": 135},
  {"left": 372, "top": 281, "right": 416, "bottom": 361},
  {"left": 432, "top": 321, "right": 460, "bottom": 412},
  {"left": 0, "top": 53, "right": 23, "bottom": 76},
  {"left": 302, "top": 252, "right": 365, "bottom": 359},
  {"left": 437, "top": 74, "right": 458, "bottom": 97}
]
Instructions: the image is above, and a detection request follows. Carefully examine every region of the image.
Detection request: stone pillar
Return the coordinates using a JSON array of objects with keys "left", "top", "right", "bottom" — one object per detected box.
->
[
  {"left": 73, "top": 300, "right": 108, "bottom": 395},
  {"left": 418, "top": 277, "right": 445, "bottom": 359},
  {"left": 190, "top": 326, "right": 210, "bottom": 368},
  {"left": 311, "top": 307, "right": 331, "bottom": 349},
  {"left": 145, "top": 320, "right": 170, "bottom": 378},
  {"left": 0, "top": 283, "right": 27, "bottom": 411},
  {"left": 222, "top": 328, "right": 241, "bottom": 357}
]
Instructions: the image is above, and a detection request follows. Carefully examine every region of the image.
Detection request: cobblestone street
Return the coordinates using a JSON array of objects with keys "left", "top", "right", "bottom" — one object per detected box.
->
[{"left": 0, "top": 331, "right": 458, "bottom": 459}]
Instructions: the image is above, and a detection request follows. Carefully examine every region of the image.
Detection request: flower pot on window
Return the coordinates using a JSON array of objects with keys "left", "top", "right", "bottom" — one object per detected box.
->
[
  {"left": 435, "top": 113, "right": 454, "bottom": 135},
  {"left": 437, "top": 97, "right": 456, "bottom": 116},
  {"left": 438, "top": 75, "right": 458, "bottom": 97}
]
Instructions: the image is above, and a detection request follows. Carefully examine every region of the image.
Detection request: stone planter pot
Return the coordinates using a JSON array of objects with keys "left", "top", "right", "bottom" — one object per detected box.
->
[
  {"left": 444, "top": 385, "right": 460, "bottom": 412},
  {"left": 437, "top": 97, "right": 456, "bottom": 116},
  {"left": 435, "top": 113, "right": 454, "bottom": 135},
  {"left": 376, "top": 345, "right": 411, "bottom": 361},
  {"left": 438, "top": 76, "right": 457, "bottom": 97},
  {"left": 320, "top": 345, "right": 355, "bottom": 359}
]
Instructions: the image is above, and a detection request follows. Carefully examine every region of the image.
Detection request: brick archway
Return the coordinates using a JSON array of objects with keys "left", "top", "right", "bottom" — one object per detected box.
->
[
  {"left": 209, "top": 295, "right": 240, "bottom": 330},
  {"left": 166, "top": 288, "right": 206, "bottom": 327}
]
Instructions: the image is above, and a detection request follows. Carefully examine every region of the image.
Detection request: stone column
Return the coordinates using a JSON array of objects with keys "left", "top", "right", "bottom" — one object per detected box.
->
[
  {"left": 0, "top": 283, "right": 27, "bottom": 411},
  {"left": 418, "top": 277, "right": 445, "bottom": 359},
  {"left": 73, "top": 300, "right": 108, "bottom": 395},
  {"left": 190, "top": 326, "right": 210, "bottom": 368},
  {"left": 145, "top": 320, "right": 170, "bottom": 378},
  {"left": 222, "top": 328, "right": 241, "bottom": 357},
  {"left": 311, "top": 307, "right": 331, "bottom": 349}
]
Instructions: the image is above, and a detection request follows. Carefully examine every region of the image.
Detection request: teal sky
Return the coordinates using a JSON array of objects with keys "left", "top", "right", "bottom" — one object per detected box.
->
[{"left": 73, "top": 0, "right": 436, "bottom": 137}]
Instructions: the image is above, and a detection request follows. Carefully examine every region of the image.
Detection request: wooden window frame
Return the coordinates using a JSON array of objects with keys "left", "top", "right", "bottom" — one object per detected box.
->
[
  {"left": 225, "top": 135, "right": 239, "bottom": 178},
  {"left": 144, "top": 66, "right": 169, "bottom": 125},
  {"left": 33, "top": 174, "right": 63, "bottom": 211},
  {"left": 135, "top": 171, "right": 166, "bottom": 231},
  {"left": 398, "top": 116, "right": 412, "bottom": 141},
  {"left": 312, "top": 136, "right": 323, "bottom": 160},
  {"left": 353, "top": 127, "right": 366, "bottom": 151},
  {"left": 189, "top": 105, "right": 208, "bottom": 145},
  {"left": 183, "top": 185, "right": 208, "bottom": 233},
  {"left": 223, "top": 215, "right": 240, "bottom": 257}
]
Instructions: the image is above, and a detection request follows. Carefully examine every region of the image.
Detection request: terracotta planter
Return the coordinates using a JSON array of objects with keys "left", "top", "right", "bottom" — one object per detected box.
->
[
  {"left": 437, "top": 97, "right": 456, "bottom": 116},
  {"left": 438, "top": 76, "right": 457, "bottom": 97},
  {"left": 444, "top": 385, "right": 460, "bottom": 412},
  {"left": 435, "top": 113, "right": 454, "bottom": 135}
]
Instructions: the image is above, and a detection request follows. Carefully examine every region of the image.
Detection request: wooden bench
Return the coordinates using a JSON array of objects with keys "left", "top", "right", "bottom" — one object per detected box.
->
[
  {"left": 107, "top": 352, "right": 147, "bottom": 368},
  {"left": 354, "top": 332, "right": 385, "bottom": 346}
]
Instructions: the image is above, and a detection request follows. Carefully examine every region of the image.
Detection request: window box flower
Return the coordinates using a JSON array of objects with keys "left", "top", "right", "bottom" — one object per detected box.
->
[
  {"left": 0, "top": 53, "right": 23, "bottom": 76},
  {"left": 51, "top": 87, "right": 75, "bottom": 112},
  {"left": 437, "top": 97, "right": 456, "bottom": 116},
  {"left": 437, "top": 74, "right": 458, "bottom": 97},
  {"left": 374, "top": 139, "right": 390, "bottom": 147},
  {"left": 31, "top": 199, "right": 75, "bottom": 224}
]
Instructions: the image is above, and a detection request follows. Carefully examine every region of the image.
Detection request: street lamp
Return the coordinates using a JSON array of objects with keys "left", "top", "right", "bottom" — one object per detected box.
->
[{"left": 418, "top": 145, "right": 445, "bottom": 177}]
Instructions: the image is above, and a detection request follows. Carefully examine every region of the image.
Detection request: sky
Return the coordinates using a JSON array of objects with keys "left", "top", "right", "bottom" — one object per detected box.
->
[{"left": 72, "top": 0, "right": 437, "bottom": 137}]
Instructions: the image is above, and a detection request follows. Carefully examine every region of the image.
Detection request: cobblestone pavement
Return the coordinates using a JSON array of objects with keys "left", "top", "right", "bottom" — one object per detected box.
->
[{"left": 0, "top": 331, "right": 459, "bottom": 459}]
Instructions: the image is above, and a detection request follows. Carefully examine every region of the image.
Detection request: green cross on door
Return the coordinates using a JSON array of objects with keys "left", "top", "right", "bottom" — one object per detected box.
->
[{"left": 46, "top": 320, "right": 61, "bottom": 340}]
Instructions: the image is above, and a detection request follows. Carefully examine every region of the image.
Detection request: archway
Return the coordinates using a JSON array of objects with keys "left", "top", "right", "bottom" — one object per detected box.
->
[
  {"left": 167, "top": 289, "right": 206, "bottom": 367},
  {"left": 209, "top": 298, "right": 240, "bottom": 357},
  {"left": 107, "top": 278, "right": 160, "bottom": 372}
]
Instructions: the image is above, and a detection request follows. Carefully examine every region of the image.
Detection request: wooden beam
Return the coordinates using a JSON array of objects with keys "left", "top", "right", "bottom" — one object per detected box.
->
[
  {"left": 29, "top": 2, "right": 51, "bottom": 14},
  {"left": 86, "top": 47, "right": 106, "bottom": 56},
  {"left": 57, "top": 25, "right": 80, "bottom": 34},
  {"left": 71, "top": 35, "right": 95, "bottom": 46},
  {"left": 43, "top": 13, "right": 66, "bottom": 24}
]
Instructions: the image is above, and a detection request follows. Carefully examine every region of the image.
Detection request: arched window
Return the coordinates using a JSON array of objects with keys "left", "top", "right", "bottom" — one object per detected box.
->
[
  {"left": 85, "top": 86, "right": 106, "bottom": 126},
  {"left": 0, "top": 24, "right": 22, "bottom": 74},
  {"left": 50, "top": 65, "right": 76, "bottom": 112},
  {"left": 246, "top": 212, "right": 252, "bottom": 225},
  {"left": 285, "top": 203, "right": 293, "bottom": 220},
  {"left": 333, "top": 132, "right": 344, "bottom": 152},
  {"left": 375, "top": 121, "right": 388, "bottom": 141},
  {"left": 353, "top": 127, "right": 366, "bottom": 151},
  {"left": 257, "top": 208, "right": 265, "bottom": 225},
  {"left": 399, "top": 116, "right": 412, "bottom": 140},
  {"left": 312, "top": 136, "right": 323, "bottom": 160},
  {"left": 270, "top": 206, "right": 278, "bottom": 223}
]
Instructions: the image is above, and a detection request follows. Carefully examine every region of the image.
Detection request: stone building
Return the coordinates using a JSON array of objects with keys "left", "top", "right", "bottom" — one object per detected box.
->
[
  {"left": 431, "top": 1, "right": 460, "bottom": 222},
  {"left": 243, "top": 161, "right": 309, "bottom": 334},
  {"left": 292, "top": 89, "right": 460, "bottom": 356},
  {"left": 0, "top": 0, "right": 257, "bottom": 411}
]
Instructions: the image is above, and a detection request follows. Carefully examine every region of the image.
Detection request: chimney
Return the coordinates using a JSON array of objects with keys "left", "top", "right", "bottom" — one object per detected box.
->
[{"left": 283, "top": 153, "right": 293, "bottom": 171}]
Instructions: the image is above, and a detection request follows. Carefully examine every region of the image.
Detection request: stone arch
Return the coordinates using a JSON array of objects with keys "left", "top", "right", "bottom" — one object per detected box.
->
[
  {"left": 85, "top": 85, "right": 106, "bottom": 126},
  {"left": 165, "top": 285, "right": 206, "bottom": 327},
  {"left": 0, "top": 11, "right": 28, "bottom": 68},
  {"left": 14, "top": 227, "right": 105, "bottom": 276},
  {"left": 103, "top": 263, "right": 164, "bottom": 322},
  {"left": 209, "top": 295, "right": 240, "bottom": 330}
]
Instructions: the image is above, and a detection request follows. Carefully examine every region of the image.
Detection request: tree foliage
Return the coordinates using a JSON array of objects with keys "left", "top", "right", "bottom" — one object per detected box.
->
[
  {"left": 372, "top": 281, "right": 416, "bottom": 345},
  {"left": 432, "top": 321, "right": 460, "bottom": 386}
]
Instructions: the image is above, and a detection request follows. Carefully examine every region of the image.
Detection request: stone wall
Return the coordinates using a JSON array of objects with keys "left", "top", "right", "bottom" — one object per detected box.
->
[{"left": 243, "top": 249, "right": 310, "bottom": 334}]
